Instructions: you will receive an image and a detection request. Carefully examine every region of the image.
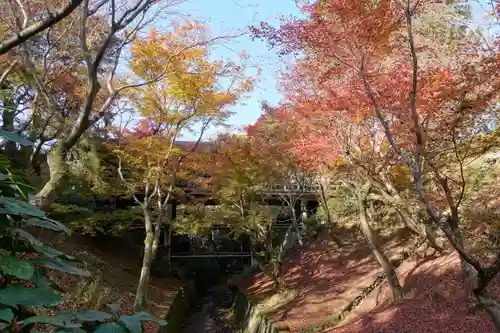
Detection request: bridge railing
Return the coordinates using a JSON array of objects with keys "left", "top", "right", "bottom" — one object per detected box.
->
[
  {"left": 170, "top": 252, "right": 251, "bottom": 258},
  {"left": 264, "top": 181, "right": 329, "bottom": 194}
]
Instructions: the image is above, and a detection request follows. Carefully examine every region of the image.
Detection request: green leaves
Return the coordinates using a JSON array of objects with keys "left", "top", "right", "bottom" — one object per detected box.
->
[
  {"left": 3, "top": 169, "right": 35, "bottom": 200},
  {"left": 0, "top": 255, "right": 34, "bottom": 279},
  {"left": 0, "top": 130, "right": 33, "bottom": 146},
  {"left": 19, "top": 313, "right": 81, "bottom": 328},
  {"left": 0, "top": 148, "right": 168, "bottom": 333},
  {"left": 0, "top": 307, "right": 14, "bottom": 322},
  {"left": 39, "top": 257, "right": 90, "bottom": 277},
  {"left": 26, "top": 217, "right": 70, "bottom": 233},
  {"left": 0, "top": 154, "right": 9, "bottom": 169},
  {"left": 94, "top": 323, "right": 129, "bottom": 333},
  {"left": 0, "top": 196, "right": 45, "bottom": 217},
  {"left": 11, "top": 229, "right": 75, "bottom": 260},
  {"left": 0, "top": 285, "right": 62, "bottom": 307},
  {"left": 120, "top": 311, "right": 167, "bottom": 332},
  {"left": 118, "top": 316, "right": 142, "bottom": 333},
  {"left": 93, "top": 312, "right": 168, "bottom": 333},
  {"left": 74, "top": 310, "right": 112, "bottom": 322}
]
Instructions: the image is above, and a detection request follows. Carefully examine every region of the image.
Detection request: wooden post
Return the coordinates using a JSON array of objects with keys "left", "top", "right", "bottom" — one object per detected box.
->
[{"left": 165, "top": 200, "right": 177, "bottom": 269}]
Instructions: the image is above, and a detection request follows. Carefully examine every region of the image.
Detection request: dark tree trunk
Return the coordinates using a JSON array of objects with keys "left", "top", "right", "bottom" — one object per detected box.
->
[
  {"left": 319, "top": 182, "right": 344, "bottom": 247},
  {"left": 357, "top": 183, "right": 403, "bottom": 301}
]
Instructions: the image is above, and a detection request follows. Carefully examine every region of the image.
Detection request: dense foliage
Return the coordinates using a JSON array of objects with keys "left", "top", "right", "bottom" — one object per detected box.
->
[
  {"left": 0, "top": 0, "right": 499, "bottom": 332},
  {"left": 0, "top": 132, "right": 167, "bottom": 332}
]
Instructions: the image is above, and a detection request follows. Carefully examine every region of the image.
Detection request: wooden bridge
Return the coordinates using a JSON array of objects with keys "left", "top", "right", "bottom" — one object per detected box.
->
[{"left": 170, "top": 252, "right": 252, "bottom": 258}]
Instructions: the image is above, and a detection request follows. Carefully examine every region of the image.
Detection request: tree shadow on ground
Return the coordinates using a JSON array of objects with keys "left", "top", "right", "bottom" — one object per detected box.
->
[
  {"left": 326, "top": 253, "right": 499, "bottom": 333},
  {"left": 240, "top": 226, "right": 417, "bottom": 331}
]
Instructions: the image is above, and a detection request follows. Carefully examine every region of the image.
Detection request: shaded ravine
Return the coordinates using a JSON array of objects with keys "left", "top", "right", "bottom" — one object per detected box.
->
[{"left": 180, "top": 286, "right": 242, "bottom": 333}]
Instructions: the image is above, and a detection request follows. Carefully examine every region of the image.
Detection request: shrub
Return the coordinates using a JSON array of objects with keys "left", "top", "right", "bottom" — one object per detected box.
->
[
  {"left": 68, "top": 208, "right": 140, "bottom": 236},
  {"left": 63, "top": 276, "right": 112, "bottom": 312},
  {"left": 316, "top": 186, "right": 357, "bottom": 221},
  {"left": 50, "top": 204, "right": 141, "bottom": 236},
  {"left": 0, "top": 131, "right": 167, "bottom": 333}
]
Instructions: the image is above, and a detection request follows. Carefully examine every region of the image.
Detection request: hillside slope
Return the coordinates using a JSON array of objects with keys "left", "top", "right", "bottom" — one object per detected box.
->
[
  {"left": 240, "top": 231, "right": 499, "bottom": 333},
  {"left": 327, "top": 251, "right": 499, "bottom": 333},
  {"left": 37, "top": 230, "right": 182, "bottom": 333},
  {"left": 240, "top": 155, "right": 500, "bottom": 333},
  {"left": 239, "top": 226, "right": 415, "bottom": 332}
]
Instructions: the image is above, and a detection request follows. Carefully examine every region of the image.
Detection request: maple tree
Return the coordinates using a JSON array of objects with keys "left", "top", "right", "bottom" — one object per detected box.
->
[
  {"left": 1, "top": 6, "right": 120, "bottom": 178},
  {"left": 245, "top": 104, "right": 316, "bottom": 248},
  {"left": 112, "top": 25, "right": 254, "bottom": 310},
  {"left": 253, "top": 0, "right": 500, "bottom": 320},
  {"left": 0, "top": 0, "right": 183, "bottom": 209},
  {"left": 175, "top": 134, "right": 294, "bottom": 291},
  {"left": 250, "top": 104, "right": 409, "bottom": 300}
]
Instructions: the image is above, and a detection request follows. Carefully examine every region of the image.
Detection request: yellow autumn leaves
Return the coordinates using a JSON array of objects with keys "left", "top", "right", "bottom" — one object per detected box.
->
[
  {"left": 114, "top": 23, "right": 255, "bottom": 188},
  {"left": 127, "top": 24, "right": 253, "bottom": 123}
]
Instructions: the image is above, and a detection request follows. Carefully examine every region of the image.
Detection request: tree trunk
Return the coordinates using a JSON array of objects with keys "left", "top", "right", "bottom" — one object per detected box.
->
[
  {"left": 272, "top": 259, "right": 284, "bottom": 292},
  {"left": 422, "top": 223, "right": 443, "bottom": 253},
  {"left": 357, "top": 183, "right": 403, "bottom": 301},
  {"left": 31, "top": 145, "right": 69, "bottom": 210},
  {"left": 377, "top": 177, "right": 442, "bottom": 252},
  {"left": 135, "top": 232, "right": 154, "bottom": 311},
  {"left": 165, "top": 223, "right": 172, "bottom": 271},
  {"left": 29, "top": 140, "right": 43, "bottom": 176},
  {"left": 1, "top": 101, "right": 17, "bottom": 159},
  {"left": 475, "top": 292, "right": 500, "bottom": 331},
  {"left": 290, "top": 202, "right": 303, "bottom": 248},
  {"left": 164, "top": 202, "right": 176, "bottom": 270},
  {"left": 319, "top": 182, "right": 344, "bottom": 247},
  {"left": 442, "top": 212, "right": 500, "bottom": 331},
  {"left": 274, "top": 226, "right": 293, "bottom": 291},
  {"left": 134, "top": 209, "right": 161, "bottom": 311},
  {"left": 396, "top": 206, "right": 442, "bottom": 252}
]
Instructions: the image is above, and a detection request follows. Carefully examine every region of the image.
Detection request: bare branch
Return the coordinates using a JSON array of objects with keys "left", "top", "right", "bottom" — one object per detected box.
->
[
  {"left": 359, "top": 63, "right": 406, "bottom": 162},
  {"left": 79, "top": 0, "right": 92, "bottom": 69},
  {"left": 14, "top": 0, "right": 28, "bottom": 29},
  {"left": 88, "top": 0, "right": 108, "bottom": 16},
  {"left": 0, "top": 60, "right": 18, "bottom": 86},
  {"left": 0, "top": 0, "right": 84, "bottom": 55},
  {"left": 118, "top": 157, "right": 143, "bottom": 208}
]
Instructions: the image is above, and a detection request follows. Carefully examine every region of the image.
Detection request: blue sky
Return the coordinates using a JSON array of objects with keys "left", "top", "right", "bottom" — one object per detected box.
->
[
  {"left": 143, "top": 0, "right": 497, "bottom": 140},
  {"left": 154, "top": 0, "right": 302, "bottom": 139}
]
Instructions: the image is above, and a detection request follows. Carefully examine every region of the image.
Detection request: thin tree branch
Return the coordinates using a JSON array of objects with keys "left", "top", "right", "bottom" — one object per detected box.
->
[
  {"left": 0, "top": 60, "right": 18, "bottom": 86},
  {"left": 14, "top": 0, "right": 29, "bottom": 29},
  {"left": 117, "top": 157, "right": 143, "bottom": 207},
  {"left": 0, "top": 0, "right": 84, "bottom": 55}
]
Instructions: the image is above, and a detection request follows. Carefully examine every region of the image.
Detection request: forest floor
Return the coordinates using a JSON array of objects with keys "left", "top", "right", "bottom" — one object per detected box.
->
[
  {"left": 326, "top": 249, "right": 500, "bottom": 333},
  {"left": 240, "top": 227, "right": 500, "bottom": 333},
  {"left": 239, "top": 153, "right": 500, "bottom": 333},
  {"left": 239, "top": 225, "right": 415, "bottom": 332},
  {"left": 36, "top": 230, "right": 181, "bottom": 333}
]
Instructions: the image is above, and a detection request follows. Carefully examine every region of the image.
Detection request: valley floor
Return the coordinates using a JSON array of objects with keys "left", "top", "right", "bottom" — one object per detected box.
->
[{"left": 179, "top": 286, "right": 241, "bottom": 333}]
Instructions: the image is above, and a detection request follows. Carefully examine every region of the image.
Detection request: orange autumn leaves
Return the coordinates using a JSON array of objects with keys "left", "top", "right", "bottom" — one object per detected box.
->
[{"left": 252, "top": 0, "right": 499, "bottom": 172}]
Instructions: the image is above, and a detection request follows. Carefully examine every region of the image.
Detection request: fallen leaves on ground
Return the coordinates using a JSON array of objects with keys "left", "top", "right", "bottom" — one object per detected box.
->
[
  {"left": 239, "top": 229, "right": 415, "bottom": 332},
  {"left": 240, "top": 228, "right": 499, "bottom": 333},
  {"left": 327, "top": 250, "right": 499, "bottom": 333}
]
